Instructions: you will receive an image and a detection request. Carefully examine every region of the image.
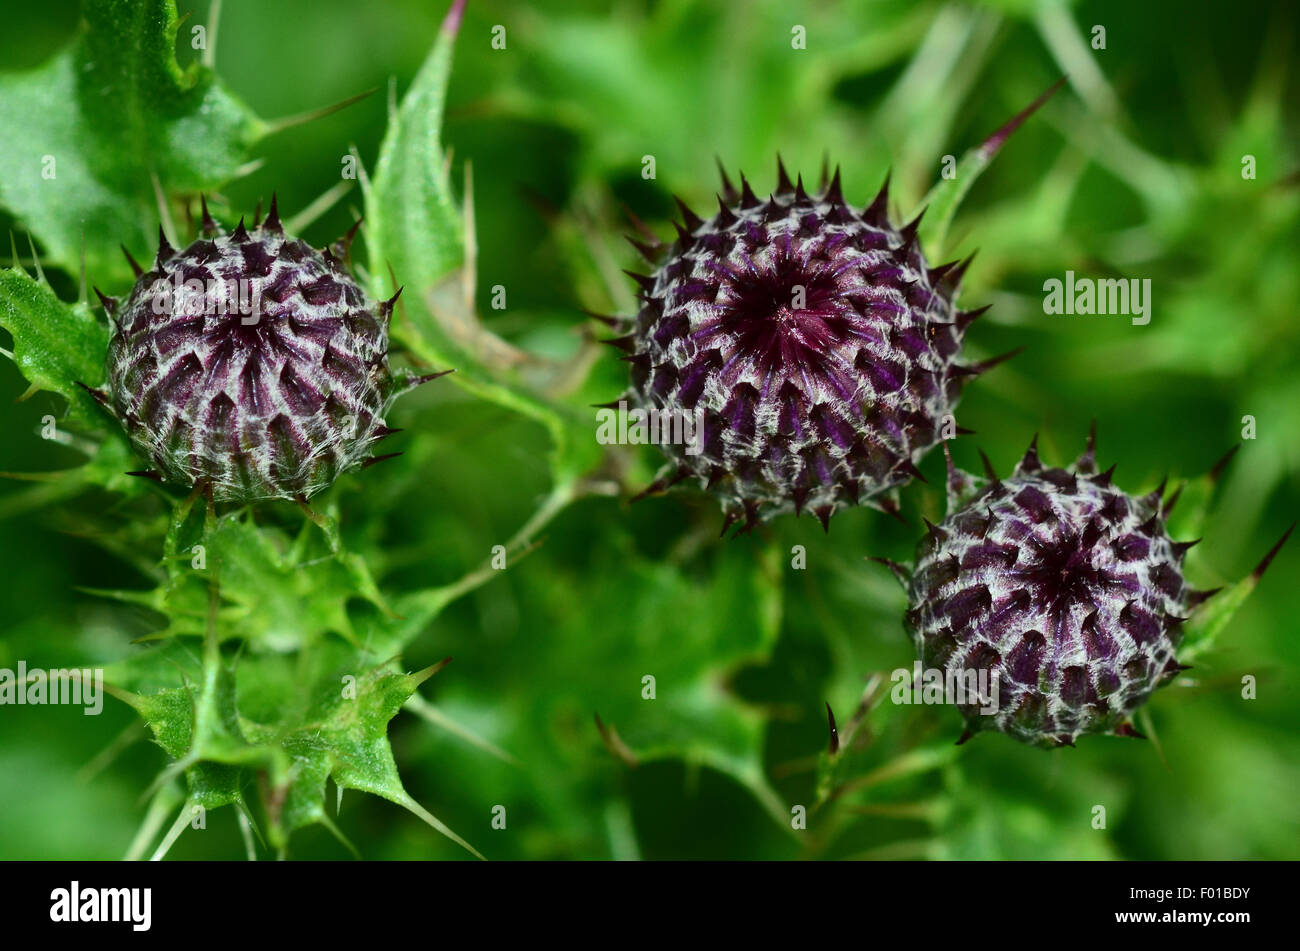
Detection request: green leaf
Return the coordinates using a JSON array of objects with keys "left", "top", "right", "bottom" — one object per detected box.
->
[
  {"left": 1158, "top": 448, "right": 1289, "bottom": 661},
  {"left": 367, "top": 0, "right": 464, "bottom": 296},
  {"left": 106, "top": 635, "right": 480, "bottom": 858},
  {"left": 365, "top": 1, "right": 599, "bottom": 484},
  {"left": 0, "top": 0, "right": 264, "bottom": 286},
  {"left": 106, "top": 507, "right": 390, "bottom": 651},
  {"left": 1180, "top": 523, "right": 1294, "bottom": 662},
  {"left": 916, "top": 78, "right": 1065, "bottom": 259},
  {"left": 401, "top": 531, "right": 795, "bottom": 857},
  {"left": 0, "top": 267, "right": 109, "bottom": 424}
]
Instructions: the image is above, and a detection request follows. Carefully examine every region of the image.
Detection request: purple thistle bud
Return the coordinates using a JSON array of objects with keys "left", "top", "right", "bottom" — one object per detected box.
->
[
  {"left": 99, "top": 198, "right": 426, "bottom": 502},
  {"left": 905, "top": 430, "right": 1213, "bottom": 748},
  {"left": 611, "top": 160, "right": 1003, "bottom": 534}
]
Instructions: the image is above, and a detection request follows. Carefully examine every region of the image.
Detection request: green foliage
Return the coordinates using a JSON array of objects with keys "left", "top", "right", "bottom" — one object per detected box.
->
[
  {"left": 107, "top": 633, "right": 480, "bottom": 857},
  {"left": 916, "top": 78, "right": 1065, "bottom": 258},
  {"left": 0, "top": 0, "right": 264, "bottom": 286},
  {"left": 0, "top": 268, "right": 108, "bottom": 424},
  {"left": 367, "top": 3, "right": 598, "bottom": 485},
  {"left": 367, "top": 5, "right": 464, "bottom": 296},
  {"left": 493, "top": 535, "right": 789, "bottom": 838},
  {"left": 0, "top": 0, "right": 1296, "bottom": 861}
]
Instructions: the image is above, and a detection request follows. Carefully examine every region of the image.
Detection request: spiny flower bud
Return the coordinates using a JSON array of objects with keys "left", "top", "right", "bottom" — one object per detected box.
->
[
  {"left": 604, "top": 159, "right": 1010, "bottom": 535},
  {"left": 899, "top": 430, "right": 1216, "bottom": 748},
  {"left": 89, "top": 197, "right": 440, "bottom": 502}
]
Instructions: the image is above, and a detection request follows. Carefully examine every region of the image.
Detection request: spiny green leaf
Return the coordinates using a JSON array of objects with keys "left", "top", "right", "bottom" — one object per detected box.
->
[
  {"left": 1164, "top": 446, "right": 1238, "bottom": 542},
  {"left": 114, "top": 511, "right": 389, "bottom": 650},
  {"left": 367, "top": 0, "right": 464, "bottom": 296},
  {"left": 106, "top": 636, "right": 478, "bottom": 857},
  {"left": 0, "top": 0, "right": 264, "bottom": 286},
  {"left": 916, "top": 77, "right": 1065, "bottom": 259},
  {"left": 365, "top": 1, "right": 599, "bottom": 485},
  {"left": 0, "top": 267, "right": 109, "bottom": 425},
  {"left": 409, "top": 533, "right": 795, "bottom": 852},
  {"left": 1181, "top": 522, "right": 1294, "bottom": 661}
]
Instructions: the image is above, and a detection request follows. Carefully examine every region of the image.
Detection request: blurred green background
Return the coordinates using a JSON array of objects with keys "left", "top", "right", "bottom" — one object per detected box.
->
[{"left": 0, "top": 0, "right": 1296, "bottom": 860}]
